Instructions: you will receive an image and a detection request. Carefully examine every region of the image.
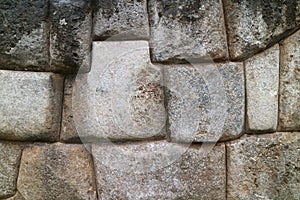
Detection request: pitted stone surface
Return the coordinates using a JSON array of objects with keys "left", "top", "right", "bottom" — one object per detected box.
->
[
  {"left": 93, "top": 0, "right": 149, "bottom": 40},
  {"left": 164, "top": 62, "right": 245, "bottom": 142},
  {"left": 0, "top": 71, "right": 63, "bottom": 141},
  {"left": 65, "top": 41, "right": 166, "bottom": 142},
  {"left": 4, "top": 192, "right": 25, "bottom": 200},
  {"left": 92, "top": 141, "right": 226, "bottom": 199},
  {"left": 0, "top": 143, "right": 22, "bottom": 199},
  {"left": 50, "top": 0, "right": 92, "bottom": 73},
  {"left": 245, "top": 45, "right": 279, "bottom": 132},
  {"left": 227, "top": 132, "right": 300, "bottom": 199},
  {"left": 224, "top": 0, "right": 300, "bottom": 60},
  {"left": 279, "top": 30, "right": 300, "bottom": 131},
  {"left": 0, "top": 0, "right": 49, "bottom": 71},
  {"left": 148, "top": 0, "right": 228, "bottom": 63},
  {"left": 17, "top": 143, "right": 97, "bottom": 200}
]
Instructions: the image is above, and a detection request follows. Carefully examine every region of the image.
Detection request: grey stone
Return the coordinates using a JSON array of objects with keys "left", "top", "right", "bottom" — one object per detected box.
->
[
  {"left": 227, "top": 132, "right": 300, "bottom": 199},
  {"left": 245, "top": 45, "right": 279, "bottom": 132},
  {"left": 65, "top": 41, "right": 166, "bottom": 142},
  {"left": 50, "top": 0, "right": 92, "bottom": 73},
  {"left": 224, "top": 0, "right": 300, "bottom": 60},
  {"left": 0, "top": 71, "right": 63, "bottom": 141},
  {"left": 148, "top": 0, "right": 228, "bottom": 63},
  {"left": 93, "top": 0, "right": 149, "bottom": 40},
  {"left": 92, "top": 141, "right": 226, "bottom": 199},
  {"left": 164, "top": 62, "right": 245, "bottom": 142},
  {"left": 279, "top": 30, "right": 300, "bottom": 131},
  {"left": 17, "top": 143, "right": 97, "bottom": 200},
  {"left": 4, "top": 192, "right": 25, "bottom": 200},
  {"left": 0, "top": 143, "right": 22, "bottom": 198},
  {"left": 0, "top": 0, "right": 49, "bottom": 71}
]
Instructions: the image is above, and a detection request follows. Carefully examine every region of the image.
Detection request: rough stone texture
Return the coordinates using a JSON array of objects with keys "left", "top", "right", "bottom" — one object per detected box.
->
[
  {"left": 3, "top": 192, "right": 25, "bottom": 200},
  {"left": 0, "top": 143, "right": 22, "bottom": 199},
  {"left": 279, "top": 30, "right": 300, "bottom": 131},
  {"left": 50, "top": 0, "right": 92, "bottom": 74},
  {"left": 17, "top": 143, "right": 97, "bottom": 200},
  {"left": 92, "top": 141, "right": 226, "bottom": 199},
  {"left": 227, "top": 132, "right": 300, "bottom": 199},
  {"left": 93, "top": 0, "right": 149, "bottom": 40},
  {"left": 62, "top": 41, "right": 166, "bottom": 142},
  {"left": 164, "top": 62, "right": 245, "bottom": 142},
  {"left": 0, "top": 71, "right": 63, "bottom": 141},
  {"left": 224, "top": 0, "right": 300, "bottom": 60},
  {"left": 148, "top": 0, "right": 228, "bottom": 63},
  {"left": 0, "top": 0, "right": 49, "bottom": 71},
  {"left": 245, "top": 45, "right": 279, "bottom": 132}
]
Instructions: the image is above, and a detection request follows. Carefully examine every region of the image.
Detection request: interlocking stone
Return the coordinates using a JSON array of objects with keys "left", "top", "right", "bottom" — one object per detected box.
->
[
  {"left": 62, "top": 41, "right": 166, "bottom": 142},
  {"left": 164, "top": 62, "right": 245, "bottom": 142},
  {"left": 245, "top": 45, "right": 279, "bottom": 132},
  {"left": 0, "top": 0, "right": 49, "bottom": 71},
  {"left": 279, "top": 30, "right": 300, "bottom": 131},
  {"left": 92, "top": 141, "right": 226, "bottom": 199},
  {"left": 227, "top": 132, "right": 300, "bottom": 199},
  {"left": 148, "top": 0, "right": 228, "bottom": 63},
  {"left": 93, "top": 0, "right": 149, "bottom": 40},
  {"left": 0, "top": 143, "right": 22, "bottom": 198},
  {"left": 4, "top": 192, "right": 25, "bottom": 200},
  {"left": 224, "top": 0, "right": 300, "bottom": 60},
  {"left": 50, "top": 0, "right": 92, "bottom": 73},
  {"left": 17, "top": 143, "right": 97, "bottom": 200},
  {"left": 0, "top": 71, "right": 63, "bottom": 141}
]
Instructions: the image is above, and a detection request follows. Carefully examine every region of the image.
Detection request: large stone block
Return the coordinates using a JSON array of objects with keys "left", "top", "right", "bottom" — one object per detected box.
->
[
  {"left": 224, "top": 0, "right": 300, "bottom": 60},
  {"left": 0, "top": 71, "right": 63, "bottom": 141},
  {"left": 227, "top": 132, "right": 300, "bottom": 199},
  {"left": 0, "top": 0, "right": 49, "bottom": 71},
  {"left": 93, "top": 0, "right": 149, "bottom": 40},
  {"left": 92, "top": 141, "right": 226, "bottom": 199},
  {"left": 279, "top": 30, "right": 300, "bottom": 131},
  {"left": 245, "top": 45, "right": 279, "bottom": 132},
  {"left": 50, "top": 0, "right": 92, "bottom": 73},
  {"left": 164, "top": 62, "right": 245, "bottom": 142},
  {"left": 62, "top": 41, "right": 166, "bottom": 142},
  {"left": 17, "top": 143, "right": 97, "bottom": 200},
  {"left": 0, "top": 143, "right": 22, "bottom": 198},
  {"left": 148, "top": 0, "right": 228, "bottom": 63}
]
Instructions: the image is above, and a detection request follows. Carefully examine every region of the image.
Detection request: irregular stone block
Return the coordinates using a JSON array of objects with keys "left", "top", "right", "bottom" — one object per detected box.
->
[
  {"left": 0, "top": 143, "right": 22, "bottom": 198},
  {"left": 148, "top": 0, "right": 228, "bottom": 63},
  {"left": 50, "top": 0, "right": 92, "bottom": 73},
  {"left": 227, "top": 132, "right": 300, "bottom": 199},
  {"left": 3, "top": 192, "right": 25, "bottom": 200},
  {"left": 0, "top": 0, "right": 49, "bottom": 71},
  {"left": 0, "top": 71, "right": 63, "bottom": 141},
  {"left": 93, "top": 0, "right": 149, "bottom": 40},
  {"left": 63, "top": 41, "right": 166, "bottom": 142},
  {"left": 279, "top": 30, "right": 300, "bottom": 130},
  {"left": 17, "top": 143, "right": 97, "bottom": 200},
  {"left": 92, "top": 141, "right": 226, "bottom": 199},
  {"left": 164, "top": 62, "right": 245, "bottom": 142},
  {"left": 245, "top": 45, "right": 279, "bottom": 132},
  {"left": 224, "top": 0, "right": 300, "bottom": 60}
]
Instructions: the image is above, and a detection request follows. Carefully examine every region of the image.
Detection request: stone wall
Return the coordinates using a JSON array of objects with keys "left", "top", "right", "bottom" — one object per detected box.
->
[{"left": 0, "top": 0, "right": 300, "bottom": 199}]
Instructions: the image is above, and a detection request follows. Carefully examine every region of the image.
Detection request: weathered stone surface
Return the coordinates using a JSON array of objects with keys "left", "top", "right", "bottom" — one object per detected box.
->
[
  {"left": 63, "top": 41, "right": 166, "bottom": 142},
  {"left": 17, "top": 143, "right": 97, "bottom": 200},
  {"left": 227, "top": 132, "right": 300, "bottom": 199},
  {"left": 4, "top": 192, "right": 25, "bottom": 200},
  {"left": 50, "top": 0, "right": 92, "bottom": 73},
  {"left": 164, "top": 62, "right": 245, "bottom": 142},
  {"left": 0, "top": 71, "right": 63, "bottom": 141},
  {"left": 224, "top": 0, "right": 300, "bottom": 60},
  {"left": 0, "top": 0, "right": 49, "bottom": 71},
  {"left": 92, "top": 141, "right": 226, "bottom": 199},
  {"left": 0, "top": 143, "right": 22, "bottom": 198},
  {"left": 148, "top": 0, "right": 228, "bottom": 63},
  {"left": 245, "top": 45, "right": 279, "bottom": 132},
  {"left": 93, "top": 0, "right": 149, "bottom": 40},
  {"left": 279, "top": 30, "right": 300, "bottom": 131}
]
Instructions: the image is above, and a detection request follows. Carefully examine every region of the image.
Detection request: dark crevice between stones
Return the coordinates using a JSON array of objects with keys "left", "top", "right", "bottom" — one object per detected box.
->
[
  {"left": 58, "top": 75, "right": 66, "bottom": 142},
  {"left": 88, "top": 144, "right": 100, "bottom": 200}
]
